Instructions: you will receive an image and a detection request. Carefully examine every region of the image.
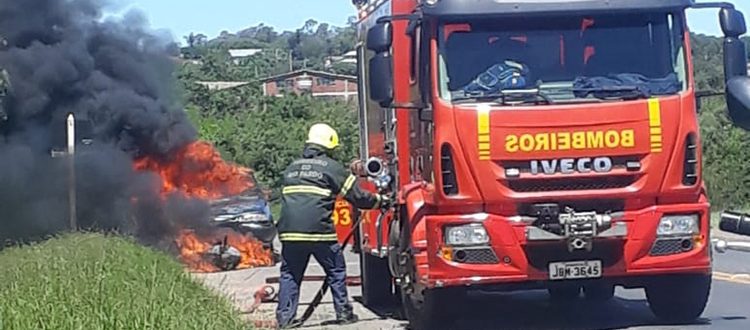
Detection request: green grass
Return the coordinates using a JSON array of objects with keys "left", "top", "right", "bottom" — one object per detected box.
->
[{"left": 0, "top": 233, "right": 249, "bottom": 330}]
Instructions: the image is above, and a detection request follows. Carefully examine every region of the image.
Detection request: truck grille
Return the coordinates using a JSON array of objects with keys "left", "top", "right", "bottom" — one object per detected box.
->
[
  {"left": 508, "top": 176, "right": 636, "bottom": 193},
  {"left": 518, "top": 200, "right": 624, "bottom": 215},
  {"left": 501, "top": 155, "right": 642, "bottom": 193},
  {"left": 501, "top": 156, "right": 642, "bottom": 173},
  {"left": 650, "top": 238, "right": 694, "bottom": 256},
  {"left": 453, "top": 247, "right": 499, "bottom": 264}
]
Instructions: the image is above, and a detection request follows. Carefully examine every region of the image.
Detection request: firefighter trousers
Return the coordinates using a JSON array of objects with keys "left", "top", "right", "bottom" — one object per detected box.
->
[{"left": 275, "top": 241, "right": 353, "bottom": 327}]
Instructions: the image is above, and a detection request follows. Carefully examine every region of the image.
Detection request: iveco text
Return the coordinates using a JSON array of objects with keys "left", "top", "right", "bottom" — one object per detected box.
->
[{"left": 529, "top": 157, "right": 613, "bottom": 175}]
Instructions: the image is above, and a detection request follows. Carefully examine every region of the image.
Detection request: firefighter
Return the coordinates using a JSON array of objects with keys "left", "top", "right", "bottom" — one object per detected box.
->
[{"left": 275, "top": 123, "right": 388, "bottom": 328}]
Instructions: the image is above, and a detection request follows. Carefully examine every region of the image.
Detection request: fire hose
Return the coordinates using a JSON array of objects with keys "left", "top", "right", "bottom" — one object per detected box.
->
[
  {"left": 249, "top": 285, "right": 278, "bottom": 313},
  {"left": 242, "top": 285, "right": 280, "bottom": 329},
  {"left": 284, "top": 204, "right": 390, "bottom": 328},
  {"left": 242, "top": 213, "right": 381, "bottom": 328}
]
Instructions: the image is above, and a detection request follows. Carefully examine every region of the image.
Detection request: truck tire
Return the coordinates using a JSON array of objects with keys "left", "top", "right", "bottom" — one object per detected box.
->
[
  {"left": 360, "top": 252, "right": 395, "bottom": 307},
  {"left": 646, "top": 274, "right": 711, "bottom": 323},
  {"left": 401, "top": 288, "right": 460, "bottom": 330},
  {"left": 584, "top": 283, "right": 615, "bottom": 302}
]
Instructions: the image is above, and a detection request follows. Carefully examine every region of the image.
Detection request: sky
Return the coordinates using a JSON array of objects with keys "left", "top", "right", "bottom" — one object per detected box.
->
[{"left": 105, "top": 0, "right": 749, "bottom": 44}]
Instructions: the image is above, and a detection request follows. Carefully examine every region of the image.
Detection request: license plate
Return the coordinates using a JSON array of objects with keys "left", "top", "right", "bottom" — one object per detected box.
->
[{"left": 548, "top": 260, "right": 602, "bottom": 280}]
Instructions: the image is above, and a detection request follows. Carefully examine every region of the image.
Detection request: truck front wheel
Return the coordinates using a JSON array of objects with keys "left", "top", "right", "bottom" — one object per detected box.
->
[
  {"left": 645, "top": 274, "right": 711, "bottom": 323},
  {"left": 360, "top": 252, "right": 395, "bottom": 307},
  {"left": 401, "top": 288, "right": 461, "bottom": 330}
]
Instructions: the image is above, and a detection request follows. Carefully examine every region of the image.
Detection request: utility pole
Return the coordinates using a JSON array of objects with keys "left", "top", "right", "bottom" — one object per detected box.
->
[
  {"left": 67, "top": 113, "right": 77, "bottom": 231},
  {"left": 289, "top": 50, "right": 293, "bottom": 71}
]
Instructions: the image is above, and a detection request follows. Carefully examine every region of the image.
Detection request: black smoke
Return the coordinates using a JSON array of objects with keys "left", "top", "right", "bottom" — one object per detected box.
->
[{"left": 0, "top": 0, "right": 211, "bottom": 245}]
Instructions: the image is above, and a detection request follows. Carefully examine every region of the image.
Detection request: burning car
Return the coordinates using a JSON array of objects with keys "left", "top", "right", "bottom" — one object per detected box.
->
[{"left": 208, "top": 187, "right": 276, "bottom": 247}]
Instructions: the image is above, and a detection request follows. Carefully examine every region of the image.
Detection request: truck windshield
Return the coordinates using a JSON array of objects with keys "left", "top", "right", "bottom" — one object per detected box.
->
[{"left": 437, "top": 12, "right": 688, "bottom": 104}]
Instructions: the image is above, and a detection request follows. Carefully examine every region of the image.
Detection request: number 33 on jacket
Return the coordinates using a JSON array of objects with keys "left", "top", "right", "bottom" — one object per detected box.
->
[{"left": 333, "top": 198, "right": 353, "bottom": 243}]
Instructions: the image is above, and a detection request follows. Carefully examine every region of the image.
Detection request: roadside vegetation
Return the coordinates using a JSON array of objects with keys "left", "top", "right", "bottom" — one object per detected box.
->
[
  {"left": 692, "top": 34, "right": 750, "bottom": 210},
  {"left": 0, "top": 233, "right": 248, "bottom": 330}
]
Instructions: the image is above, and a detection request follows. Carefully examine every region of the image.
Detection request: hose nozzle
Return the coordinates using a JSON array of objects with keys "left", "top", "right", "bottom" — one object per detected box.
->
[{"left": 365, "top": 157, "right": 391, "bottom": 192}]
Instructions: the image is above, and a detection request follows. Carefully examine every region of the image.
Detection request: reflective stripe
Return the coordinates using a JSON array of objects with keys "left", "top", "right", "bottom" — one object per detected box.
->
[
  {"left": 339, "top": 174, "right": 357, "bottom": 196},
  {"left": 477, "top": 104, "right": 491, "bottom": 161},
  {"left": 282, "top": 185, "right": 332, "bottom": 197},
  {"left": 648, "top": 98, "right": 663, "bottom": 153},
  {"left": 279, "top": 232, "right": 339, "bottom": 241},
  {"left": 373, "top": 194, "right": 382, "bottom": 209}
]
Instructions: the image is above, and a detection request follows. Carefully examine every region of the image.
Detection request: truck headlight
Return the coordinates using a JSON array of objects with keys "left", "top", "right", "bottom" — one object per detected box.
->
[
  {"left": 657, "top": 214, "right": 699, "bottom": 236},
  {"left": 445, "top": 224, "right": 489, "bottom": 246}
]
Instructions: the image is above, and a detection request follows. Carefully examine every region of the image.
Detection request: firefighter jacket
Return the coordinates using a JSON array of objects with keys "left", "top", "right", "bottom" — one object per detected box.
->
[{"left": 276, "top": 145, "right": 382, "bottom": 242}]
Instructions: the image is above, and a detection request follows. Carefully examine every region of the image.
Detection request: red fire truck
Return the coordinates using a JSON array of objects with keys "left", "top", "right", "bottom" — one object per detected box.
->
[{"left": 346, "top": 0, "right": 750, "bottom": 329}]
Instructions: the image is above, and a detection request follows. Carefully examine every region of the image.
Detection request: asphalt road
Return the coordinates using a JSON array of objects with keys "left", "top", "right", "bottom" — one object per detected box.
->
[{"left": 194, "top": 230, "right": 750, "bottom": 330}]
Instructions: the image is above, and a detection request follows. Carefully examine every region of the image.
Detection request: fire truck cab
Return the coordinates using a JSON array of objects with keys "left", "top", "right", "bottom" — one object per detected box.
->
[{"left": 349, "top": 0, "right": 750, "bottom": 329}]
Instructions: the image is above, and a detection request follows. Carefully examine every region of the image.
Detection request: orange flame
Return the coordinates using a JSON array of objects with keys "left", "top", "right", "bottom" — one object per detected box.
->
[
  {"left": 175, "top": 229, "right": 274, "bottom": 273},
  {"left": 134, "top": 141, "right": 274, "bottom": 272},
  {"left": 134, "top": 141, "right": 254, "bottom": 200}
]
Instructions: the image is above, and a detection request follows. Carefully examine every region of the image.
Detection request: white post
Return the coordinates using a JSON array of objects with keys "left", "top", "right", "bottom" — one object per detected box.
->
[
  {"left": 67, "top": 113, "right": 77, "bottom": 231},
  {"left": 289, "top": 50, "right": 293, "bottom": 71},
  {"left": 345, "top": 80, "right": 350, "bottom": 102}
]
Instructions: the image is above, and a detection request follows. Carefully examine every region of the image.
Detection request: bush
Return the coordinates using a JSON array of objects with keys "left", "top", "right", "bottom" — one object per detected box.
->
[
  {"left": 700, "top": 97, "right": 750, "bottom": 209},
  {"left": 0, "top": 233, "right": 248, "bottom": 330}
]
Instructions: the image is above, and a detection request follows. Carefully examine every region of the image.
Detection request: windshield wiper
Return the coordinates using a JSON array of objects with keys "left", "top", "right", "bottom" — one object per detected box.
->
[
  {"left": 572, "top": 73, "right": 682, "bottom": 101},
  {"left": 452, "top": 88, "right": 554, "bottom": 105},
  {"left": 573, "top": 85, "right": 649, "bottom": 101}
]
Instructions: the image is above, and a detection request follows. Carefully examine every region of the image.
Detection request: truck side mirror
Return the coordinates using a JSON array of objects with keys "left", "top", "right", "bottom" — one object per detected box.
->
[
  {"left": 727, "top": 76, "right": 750, "bottom": 129},
  {"left": 720, "top": 7, "right": 747, "bottom": 37},
  {"left": 719, "top": 8, "right": 750, "bottom": 129},
  {"left": 369, "top": 53, "right": 394, "bottom": 107},
  {"left": 367, "top": 22, "right": 394, "bottom": 107},
  {"left": 366, "top": 22, "right": 393, "bottom": 53},
  {"left": 720, "top": 8, "right": 748, "bottom": 81}
]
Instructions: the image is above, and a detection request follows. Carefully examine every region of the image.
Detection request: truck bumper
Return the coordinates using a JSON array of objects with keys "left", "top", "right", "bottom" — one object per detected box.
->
[{"left": 418, "top": 202, "right": 711, "bottom": 289}]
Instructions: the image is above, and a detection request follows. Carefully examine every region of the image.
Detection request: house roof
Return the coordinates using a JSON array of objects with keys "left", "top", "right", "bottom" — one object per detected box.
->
[
  {"left": 228, "top": 48, "right": 263, "bottom": 58},
  {"left": 258, "top": 69, "right": 357, "bottom": 83},
  {"left": 196, "top": 81, "right": 253, "bottom": 91}
]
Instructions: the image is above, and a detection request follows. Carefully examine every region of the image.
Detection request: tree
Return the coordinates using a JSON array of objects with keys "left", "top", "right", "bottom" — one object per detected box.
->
[{"left": 184, "top": 33, "right": 208, "bottom": 48}]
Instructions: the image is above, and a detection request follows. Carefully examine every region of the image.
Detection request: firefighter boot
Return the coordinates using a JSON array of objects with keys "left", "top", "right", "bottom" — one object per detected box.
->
[{"left": 336, "top": 310, "right": 359, "bottom": 325}]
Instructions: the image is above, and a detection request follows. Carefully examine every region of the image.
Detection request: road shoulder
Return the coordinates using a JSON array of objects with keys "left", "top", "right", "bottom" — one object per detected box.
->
[{"left": 711, "top": 228, "right": 750, "bottom": 242}]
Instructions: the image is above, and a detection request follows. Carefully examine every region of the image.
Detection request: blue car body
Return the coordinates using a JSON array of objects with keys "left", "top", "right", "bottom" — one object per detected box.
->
[{"left": 209, "top": 191, "right": 277, "bottom": 246}]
